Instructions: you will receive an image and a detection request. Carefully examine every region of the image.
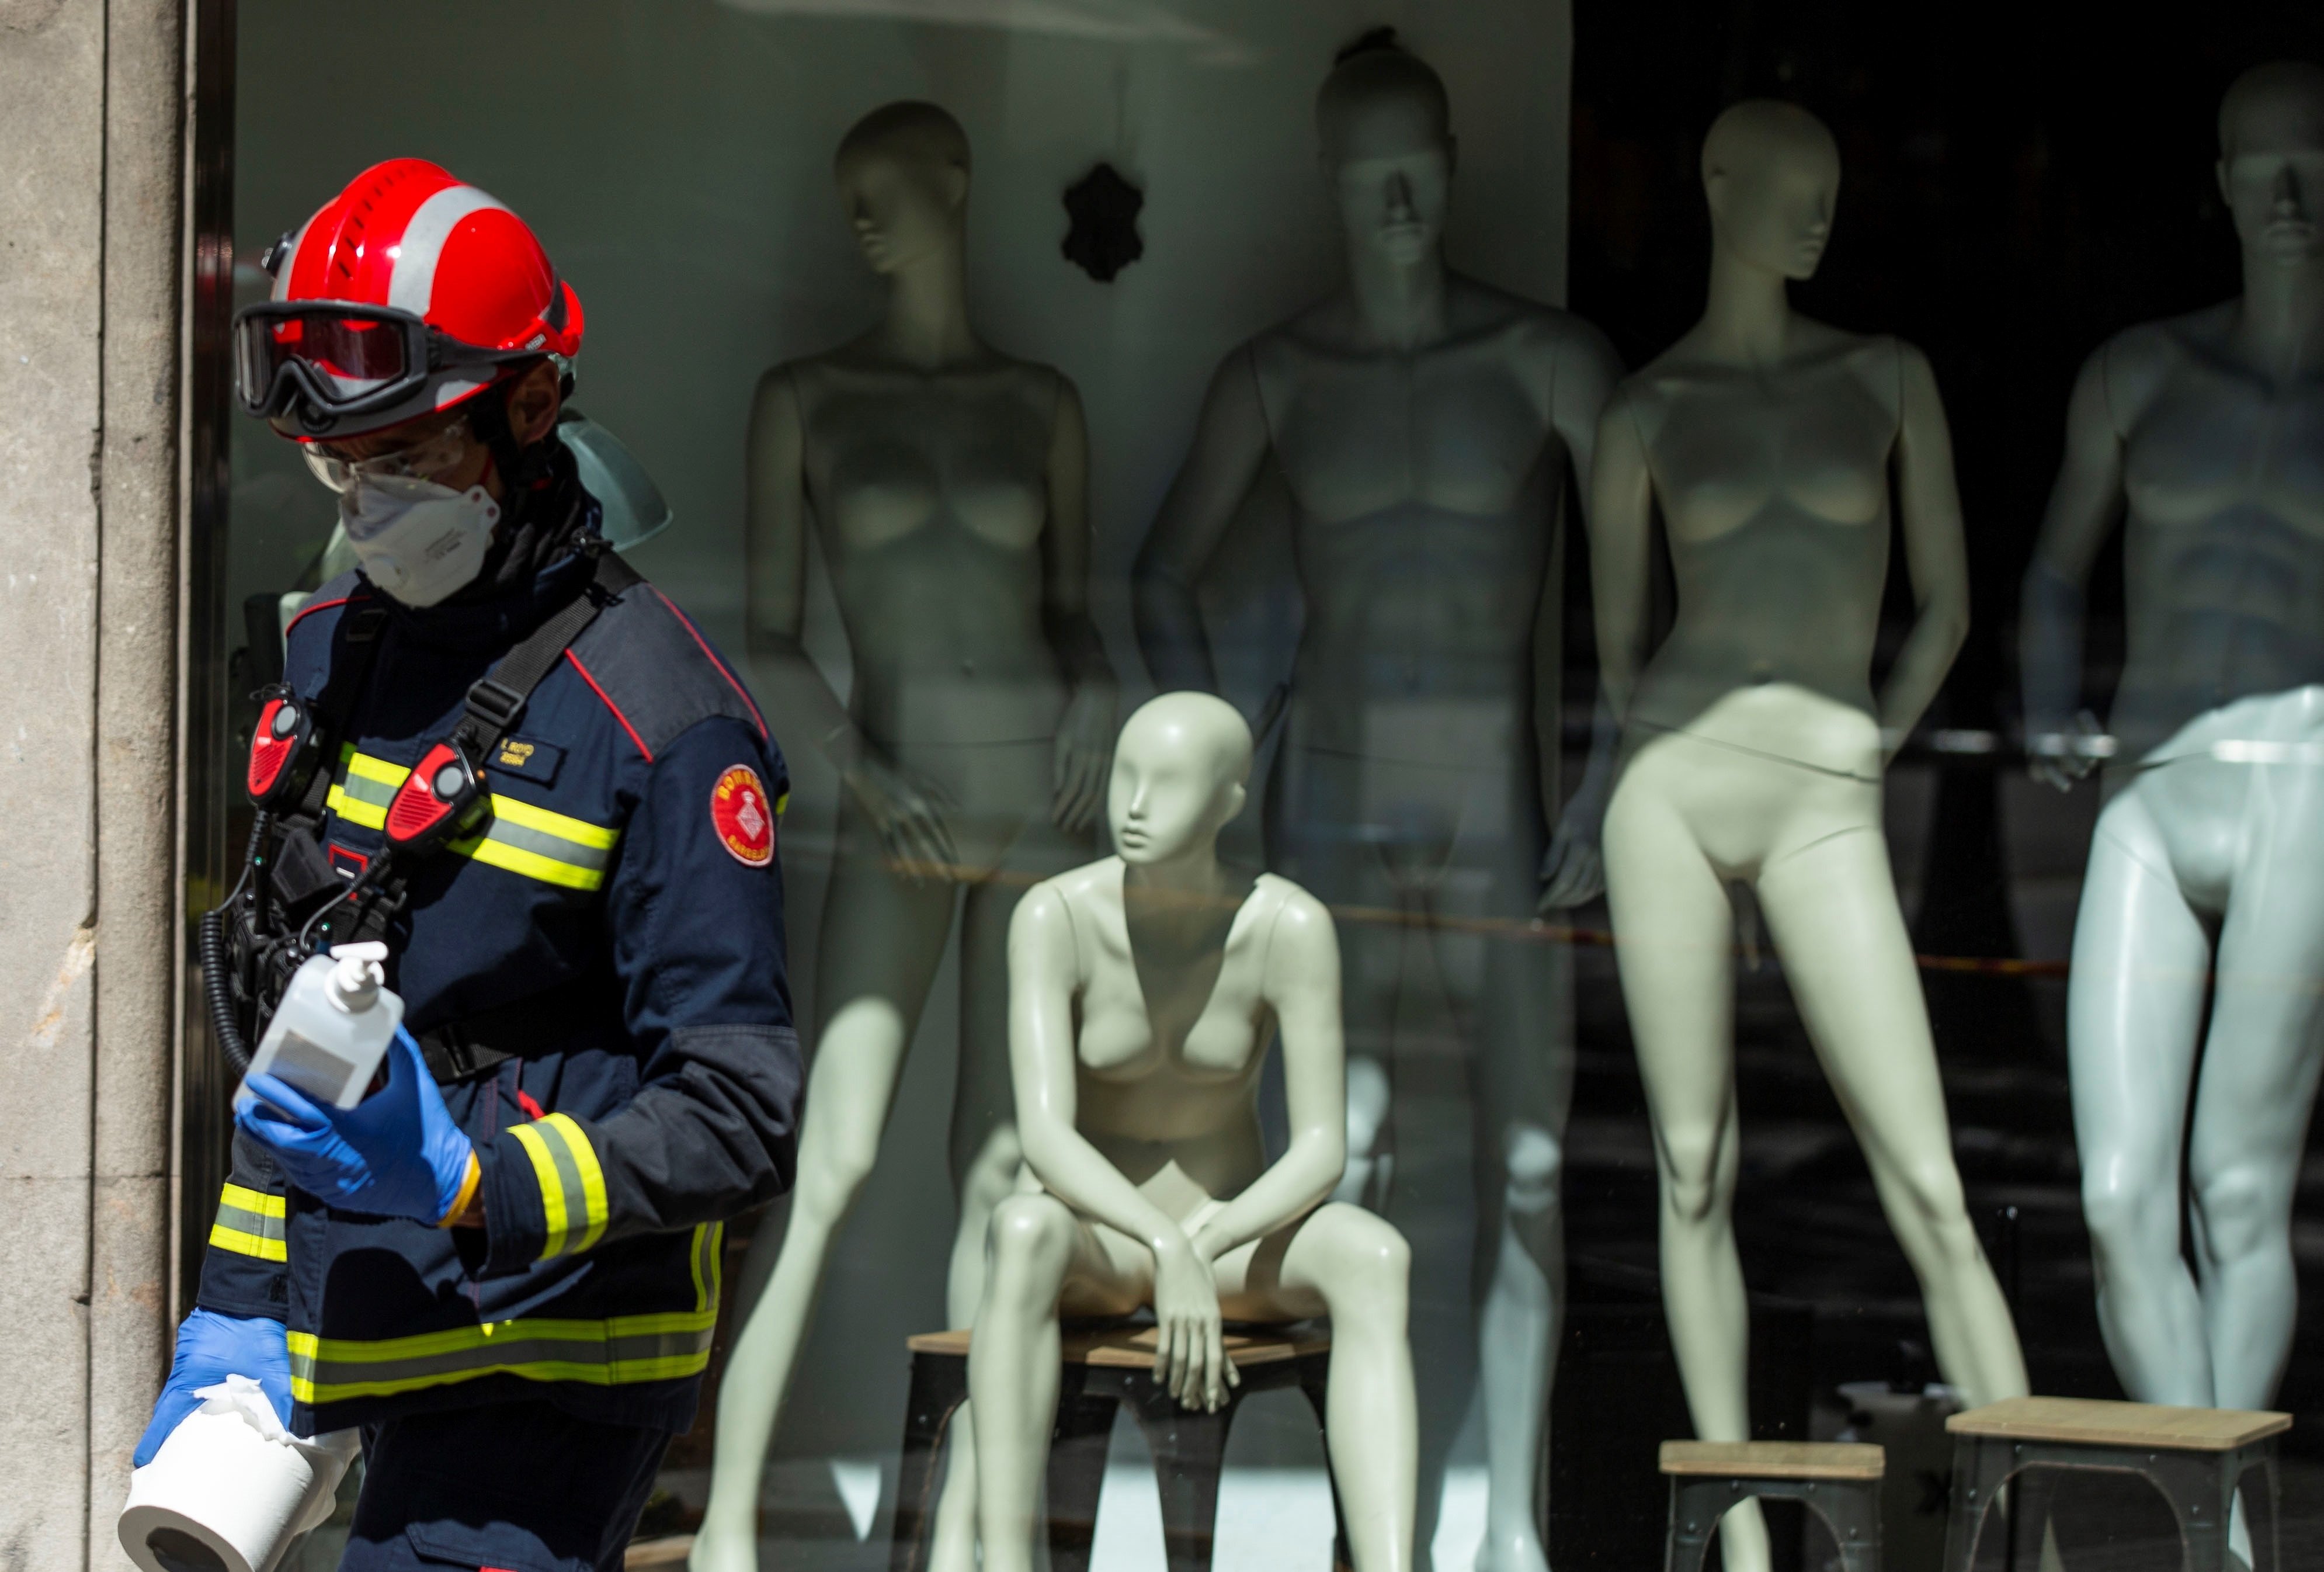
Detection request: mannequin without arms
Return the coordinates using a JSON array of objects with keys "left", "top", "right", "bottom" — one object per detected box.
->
[
  {"left": 1587, "top": 99, "right": 2027, "bottom": 1572},
  {"left": 1131, "top": 43, "right": 1619, "bottom": 1571},
  {"left": 2023, "top": 61, "right": 2324, "bottom": 1415},
  {"left": 697, "top": 100, "right": 1116, "bottom": 1572},
  {"left": 971, "top": 693, "right": 1416, "bottom": 1572}
]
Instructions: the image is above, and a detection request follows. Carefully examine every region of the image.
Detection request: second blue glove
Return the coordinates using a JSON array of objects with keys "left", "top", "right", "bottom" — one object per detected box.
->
[{"left": 236, "top": 1025, "right": 475, "bottom": 1224}]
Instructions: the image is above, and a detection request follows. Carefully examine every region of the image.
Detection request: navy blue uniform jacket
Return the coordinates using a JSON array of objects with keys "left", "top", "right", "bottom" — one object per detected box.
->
[{"left": 197, "top": 518, "right": 801, "bottom": 1436}]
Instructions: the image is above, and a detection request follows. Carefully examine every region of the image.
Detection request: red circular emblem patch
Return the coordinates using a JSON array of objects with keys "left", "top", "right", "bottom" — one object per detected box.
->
[{"left": 711, "top": 765, "right": 776, "bottom": 867}]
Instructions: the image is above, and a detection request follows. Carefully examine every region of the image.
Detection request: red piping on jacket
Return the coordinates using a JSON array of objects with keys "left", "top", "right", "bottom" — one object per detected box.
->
[
  {"left": 564, "top": 648, "right": 653, "bottom": 762},
  {"left": 652, "top": 589, "right": 769, "bottom": 741}
]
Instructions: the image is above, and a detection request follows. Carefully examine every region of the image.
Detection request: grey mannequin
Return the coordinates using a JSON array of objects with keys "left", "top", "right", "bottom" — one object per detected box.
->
[
  {"left": 971, "top": 692, "right": 1417, "bottom": 1572},
  {"left": 1131, "top": 41, "right": 1619, "bottom": 1570},
  {"left": 695, "top": 101, "right": 1116, "bottom": 1572},
  {"left": 2023, "top": 61, "right": 2324, "bottom": 1421},
  {"left": 1586, "top": 100, "right": 2027, "bottom": 1572}
]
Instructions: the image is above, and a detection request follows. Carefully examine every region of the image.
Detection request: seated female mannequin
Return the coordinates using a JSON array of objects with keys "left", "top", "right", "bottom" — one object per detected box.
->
[
  {"left": 697, "top": 101, "right": 1115, "bottom": 1572},
  {"left": 1585, "top": 100, "right": 2027, "bottom": 1572},
  {"left": 2023, "top": 61, "right": 2324, "bottom": 1418},
  {"left": 971, "top": 693, "right": 1416, "bottom": 1572}
]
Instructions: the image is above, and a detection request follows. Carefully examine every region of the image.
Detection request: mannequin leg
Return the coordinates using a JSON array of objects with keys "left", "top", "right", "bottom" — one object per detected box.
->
[
  {"left": 1219, "top": 1203, "right": 1418, "bottom": 1572},
  {"left": 2186, "top": 761, "right": 2324, "bottom": 1411},
  {"left": 1460, "top": 863, "right": 1572, "bottom": 1572},
  {"left": 2064, "top": 791, "right": 2216, "bottom": 1405},
  {"left": 1754, "top": 828, "right": 2028, "bottom": 1407},
  {"left": 924, "top": 869, "right": 1051, "bottom": 1572},
  {"left": 1600, "top": 775, "right": 1767, "bottom": 1572},
  {"left": 693, "top": 837, "right": 960, "bottom": 1572},
  {"left": 970, "top": 1195, "right": 1144, "bottom": 1572}
]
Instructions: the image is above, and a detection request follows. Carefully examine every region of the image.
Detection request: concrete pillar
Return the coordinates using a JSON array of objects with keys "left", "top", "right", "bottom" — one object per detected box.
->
[{"left": 0, "top": 0, "right": 186, "bottom": 1564}]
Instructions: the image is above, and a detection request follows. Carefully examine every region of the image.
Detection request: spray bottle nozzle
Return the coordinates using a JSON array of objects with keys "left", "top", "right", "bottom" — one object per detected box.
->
[{"left": 326, "top": 941, "right": 390, "bottom": 1014}]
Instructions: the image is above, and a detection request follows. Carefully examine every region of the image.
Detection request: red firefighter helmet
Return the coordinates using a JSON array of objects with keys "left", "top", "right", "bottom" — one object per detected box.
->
[{"left": 233, "top": 158, "right": 584, "bottom": 440}]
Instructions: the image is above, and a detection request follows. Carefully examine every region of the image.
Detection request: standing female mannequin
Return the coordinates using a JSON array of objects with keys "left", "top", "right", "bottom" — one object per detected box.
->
[
  {"left": 1585, "top": 100, "right": 2027, "bottom": 1572},
  {"left": 695, "top": 100, "right": 1116, "bottom": 1572},
  {"left": 2023, "top": 61, "right": 2324, "bottom": 1417}
]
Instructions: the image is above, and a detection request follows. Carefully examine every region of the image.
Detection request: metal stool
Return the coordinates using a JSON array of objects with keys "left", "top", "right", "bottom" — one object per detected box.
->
[
  {"left": 889, "top": 1323, "right": 1350, "bottom": 1572},
  {"left": 1941, "top": 1396, "right": 2290, "bottom": 1572},
  {"left": 1661, "top": 1441, "right": 1885, "bottom": 1572}
]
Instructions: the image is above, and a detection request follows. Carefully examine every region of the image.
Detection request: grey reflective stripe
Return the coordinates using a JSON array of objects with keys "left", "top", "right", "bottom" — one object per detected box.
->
[
  {"left": 484, "top": 817, "right": 613, "bottom": 873},
  {"left": 216, "top": 1199, "right": 286, "bottom": 1244},
  {"left": 336, "top": 773, "right": 396, "bottom": 810}
]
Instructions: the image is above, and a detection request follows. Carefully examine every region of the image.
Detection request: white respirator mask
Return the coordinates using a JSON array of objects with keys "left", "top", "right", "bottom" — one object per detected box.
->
[{"left": 305, "top": 418, "right": 502, "bottom": 608}]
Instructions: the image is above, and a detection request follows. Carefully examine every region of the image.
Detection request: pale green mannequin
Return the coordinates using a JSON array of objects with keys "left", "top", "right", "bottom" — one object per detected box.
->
[
  {"left": 971, "top": 693, "right": 1418, "bottom": 1572},
  {"left": 1585, "top": 100, "right": 2028, "bottom": 1572},
  {"left": 695, "top": 101, "right": 1115, "bottom": 1572}
]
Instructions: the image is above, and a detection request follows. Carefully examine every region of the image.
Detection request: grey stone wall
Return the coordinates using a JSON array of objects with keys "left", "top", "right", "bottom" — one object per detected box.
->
[{"left": 0, "top": 0, "right": 185, "bottom": 1565}]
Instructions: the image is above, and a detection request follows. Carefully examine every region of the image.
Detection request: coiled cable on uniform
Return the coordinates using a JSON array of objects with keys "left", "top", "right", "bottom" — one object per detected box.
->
[{"left": 201, "top": 814, "right": 268, "bottom": 1077}]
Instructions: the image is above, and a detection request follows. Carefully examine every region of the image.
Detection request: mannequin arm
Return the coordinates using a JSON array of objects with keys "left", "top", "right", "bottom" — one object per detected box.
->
[
  {"left": 1881, "top": 342, "right": 1972, "bottom": 751},
  {"left": 2021, "top": 343, "right": 2127, "bottom": 786},
  {"left": 1584, "top": 387, "right": 1656, "bottom": 726},
  {"left": 1007, "top": 886, "right": 1191, "bottom": 1255},
  {"left": 1537, "top": 325, "right": 1625, "bottom": 907},
  {"left": 1131, "top": 348, "right": 1274, "bottom": 693},
  {"left": 1185, "top": 890, "right": 1347, "bottom": 1263},
  {"left": 1043, "top": 377, "right": 1117, "bottom": 829},
  {"left": 742, "top": 367, "right": 858, "bottom": 768}
]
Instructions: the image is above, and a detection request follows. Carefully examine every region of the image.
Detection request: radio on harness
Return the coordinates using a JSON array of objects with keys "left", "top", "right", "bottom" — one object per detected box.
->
[{"left": 200, "top": 549, "right": 638, "bottom": 1078}]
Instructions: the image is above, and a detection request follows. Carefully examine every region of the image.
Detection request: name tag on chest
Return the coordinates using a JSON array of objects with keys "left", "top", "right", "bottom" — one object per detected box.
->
[{"left": 489, "top": 735, "right": 565, "bottom": 786}]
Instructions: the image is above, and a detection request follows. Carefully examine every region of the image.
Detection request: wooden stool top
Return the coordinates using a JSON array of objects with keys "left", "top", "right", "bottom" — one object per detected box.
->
[
  {"left": 1659, "top": 1441, "right": 1885, "bottom": 1481},
  {"left": 908, "top": 1324, "right": 1329, "bottom": 1369},
  {"left": 1947, "top": 1396, "right": 2291, "bottom": 1452}
]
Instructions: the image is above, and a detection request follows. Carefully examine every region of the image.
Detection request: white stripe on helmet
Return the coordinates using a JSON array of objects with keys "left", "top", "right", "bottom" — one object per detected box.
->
[{"left": 386, "top": 183, "right": 513, "bottom": 318}]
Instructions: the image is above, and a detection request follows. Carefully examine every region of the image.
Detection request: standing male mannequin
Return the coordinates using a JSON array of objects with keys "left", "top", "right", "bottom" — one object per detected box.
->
[
  {"left": 2023, "top": 60, "right": 2324, "bottom": 1419},
  {"left": 1132, "top": 35, "right": 1618, "bottom": 1572}
]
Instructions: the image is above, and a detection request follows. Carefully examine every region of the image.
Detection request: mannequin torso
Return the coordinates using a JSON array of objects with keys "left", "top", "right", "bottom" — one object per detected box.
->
[
  {"left": 787, "top": 348, "right": 1072, "bottom": 755},
  {"left": 1255, "top": 278, "right": 1595, "bottom": 758},
  {"left": 1618, "top": 326, "right": 1901, "bottom": 750},
  {"left": 2094, "top": 304, "right": 2324, "bottom": 764}
]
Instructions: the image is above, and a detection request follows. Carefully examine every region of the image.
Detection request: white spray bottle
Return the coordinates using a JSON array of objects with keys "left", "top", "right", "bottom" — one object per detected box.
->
[{"left": 242, "top": 941, "right": 403, "bottom": 1109}]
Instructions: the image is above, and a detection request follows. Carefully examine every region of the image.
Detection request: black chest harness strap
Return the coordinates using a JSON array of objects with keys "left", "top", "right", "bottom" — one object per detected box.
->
[{"left": 203, "top": 548, "right": 641, "bottom": 1084}]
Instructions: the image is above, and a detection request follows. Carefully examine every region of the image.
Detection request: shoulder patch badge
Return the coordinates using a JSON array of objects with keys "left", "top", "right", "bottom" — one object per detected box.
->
[{"left": 711, "top": 764, "right": 777, "bottom": 867}]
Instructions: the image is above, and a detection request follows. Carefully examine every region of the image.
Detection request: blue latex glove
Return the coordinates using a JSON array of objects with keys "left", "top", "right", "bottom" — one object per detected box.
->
[
  {"left": 134, "top": 1309, "right": 291, "bottom": 1467},
  {"left": 235, "top": 1026, "right": 474, "bottom": 1224}
]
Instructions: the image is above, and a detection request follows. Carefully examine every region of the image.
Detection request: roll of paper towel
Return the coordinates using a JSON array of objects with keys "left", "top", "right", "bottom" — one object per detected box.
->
[{"left": 119, "top": 1377, "right": 358, "bottom": 1572}]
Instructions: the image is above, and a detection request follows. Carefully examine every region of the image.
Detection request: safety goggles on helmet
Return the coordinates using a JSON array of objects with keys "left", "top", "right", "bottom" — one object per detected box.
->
[
  {"left": 301, "top": 416, "right": 480, "bottom": 495},
  {"left": 233, "top": 301, "right": 532, "bottom": 435}
]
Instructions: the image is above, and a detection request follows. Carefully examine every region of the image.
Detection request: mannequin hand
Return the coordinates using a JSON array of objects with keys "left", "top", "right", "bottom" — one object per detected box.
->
[
  {"left": 842, "top": 751, "right": 960, "bottom": 883},
  {"left": 235, "top": 1028, "right": 476, "bottom": 1224},
  {"left": 2026, "top": 709, "right": 2106, "bottom": 792},
  {"left": 1152, "top": 1233, "right": 1237, "bottom": 1413},
  {"left": 1051, "top": 683, "right": 1116, "bottom": 833},
  {"left": 1537, "top": 787, "right": 1609, "bottom": 911}
]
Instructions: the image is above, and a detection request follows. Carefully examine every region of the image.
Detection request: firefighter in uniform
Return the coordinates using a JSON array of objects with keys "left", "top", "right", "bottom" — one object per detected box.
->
[{"left": 136, "top": 159, "right": 801, "bottom": 1567}]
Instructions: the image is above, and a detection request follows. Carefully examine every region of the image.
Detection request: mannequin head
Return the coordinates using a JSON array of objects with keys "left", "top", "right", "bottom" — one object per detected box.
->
[
  {"left": 1109, "top": 693, "right": 1252, "bottom": 867},
  {"left": 1317, "top": 38, "right": 1455, "bottom": 268},
  {"left": 835, "top": 101, "right": 971, "bottom": 277},
  {"left": 2217, "top": 63, "right": 2324, "bottom": 269},
  {"left": 1702, "top": 100, "right": 1839, "bottom": 282}
]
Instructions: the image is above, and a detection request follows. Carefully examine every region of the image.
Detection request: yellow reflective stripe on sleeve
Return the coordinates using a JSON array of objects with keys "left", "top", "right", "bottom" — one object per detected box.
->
[
  {"left": 284, "top": 1300, "right": 718, "bottom": 1405},
  {"left": 509, "top": 1121, "right": 571, "bottom": 1259},
  {"left": 487, "top": 793, "right": 619, "bottom": 850},
  {"left": 508, "top": 1113, "right": 606, "bottom": 1261},
  {"left": 210, "top": 1181, "right": 288, "bottom": 1261},
  {"left": 221, "top": 1182, "right": 285, "bottom": 1219},
  {"left": 544, "top": 1113, "right": 609, "bottom": 1254},
  {"left": 325, "top": 748, "right": 619, "bottom": 891},
  {"left": 208, "top": 1223, "right": 288, "bottom": 1262}
]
